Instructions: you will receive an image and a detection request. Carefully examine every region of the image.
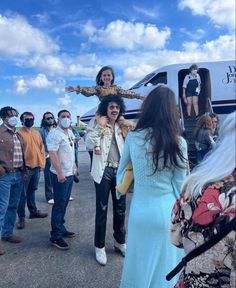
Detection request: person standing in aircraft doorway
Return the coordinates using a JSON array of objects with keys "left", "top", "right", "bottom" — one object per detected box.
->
[{"left": 182, "top": 64, "right": 201, "bottom": 119}]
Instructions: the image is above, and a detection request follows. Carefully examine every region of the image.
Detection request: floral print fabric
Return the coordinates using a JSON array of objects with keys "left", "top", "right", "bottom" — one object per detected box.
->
[{"left": 171, "top": 169, "right": 236, "bottom": 288}]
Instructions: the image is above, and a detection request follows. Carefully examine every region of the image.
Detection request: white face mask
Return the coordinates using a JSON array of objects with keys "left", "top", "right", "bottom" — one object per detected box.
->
[
  {"left": 60, "top": 118, "right": 71, "bottom": 128},
  {"left": 7, "top": 116, "right": 18, "bottom": 127}
]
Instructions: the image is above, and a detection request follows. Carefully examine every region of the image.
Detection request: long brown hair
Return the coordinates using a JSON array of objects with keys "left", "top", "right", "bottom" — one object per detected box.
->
[
  {"left": 96, "top": 66, "right": 115, "bottom": 86},
  {"left": 135, "top": 85, "right": 186, "bottom": 172},
  {"left": 194, "top": 114, "right": 213, "bottom": 140}
]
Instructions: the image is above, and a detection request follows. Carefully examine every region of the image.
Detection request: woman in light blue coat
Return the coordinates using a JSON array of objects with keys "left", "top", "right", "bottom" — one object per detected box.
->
[{"left": 117, "top": 85, "right": 188, "bottom": 288}]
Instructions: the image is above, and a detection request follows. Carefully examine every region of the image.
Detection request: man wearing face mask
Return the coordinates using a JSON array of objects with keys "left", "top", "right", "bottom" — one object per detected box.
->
[
  {"left": 46, "top": 110, "right": 77, "bottom": 250},
  {"left": 39, "top": 112, "right": 57, "bottom": 204},
  {"left": 0, "top": 106, "right": 24, "bottom": 255},
  {"left": 17, "top": 112, "right": 48, "bottom": 230},
  {"left": 182, "top": 63, "right": 201, "bottom": 119}
]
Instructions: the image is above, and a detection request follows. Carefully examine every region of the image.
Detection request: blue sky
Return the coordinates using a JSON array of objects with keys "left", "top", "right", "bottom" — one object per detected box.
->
[{"left": 0, "top": 0, "right": 235, "bottom": 125}]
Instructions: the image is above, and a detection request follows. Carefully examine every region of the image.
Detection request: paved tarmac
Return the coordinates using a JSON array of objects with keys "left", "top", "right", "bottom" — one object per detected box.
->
[{"left": 0, "top": 141, "right": 132, "bottom": 288}]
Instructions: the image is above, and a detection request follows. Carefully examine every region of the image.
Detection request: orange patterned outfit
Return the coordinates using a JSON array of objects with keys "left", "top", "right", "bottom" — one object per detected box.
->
[{"left": 76, "top": 85, "right": 144, "bottom": 101}]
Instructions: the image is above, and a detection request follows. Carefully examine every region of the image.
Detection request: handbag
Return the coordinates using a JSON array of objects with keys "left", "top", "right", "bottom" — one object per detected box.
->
[{"left": 116, "top": 162, "right": 134, "bottom": 195}]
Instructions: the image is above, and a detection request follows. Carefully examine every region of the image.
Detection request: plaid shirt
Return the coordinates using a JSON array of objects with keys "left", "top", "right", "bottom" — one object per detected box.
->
[{"left": 13, "top": 133, "right": 24, "bottom": 168}]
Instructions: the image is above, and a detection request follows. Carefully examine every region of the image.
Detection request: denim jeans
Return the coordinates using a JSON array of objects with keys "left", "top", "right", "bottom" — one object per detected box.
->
[
  {"left": 44, "top": 158, "right": 53, "bottom": 201},
  {"left": 94, "top": 167, "right": 126, "bottom": 248},
  {"left": 0, "top": 171, "right": 23, "bottom": 237},
  {"left": 17, "top": 167, "right": 40, "bottom": 218},
  {"left": 50, "top": 172, "right": 73, "bottom": 241}
]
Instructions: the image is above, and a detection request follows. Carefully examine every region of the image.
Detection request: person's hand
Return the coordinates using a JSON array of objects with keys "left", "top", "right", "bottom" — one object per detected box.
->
[
  {"left": 0, "top": 166, "right": 6, "bottom": 176},
  {"left": 118, "top": 117, "right": 136, "bottom": 130},
  {"left": 97, "top": 116, "right": 108, "bottom": 127},
  {"left": 57, "top": 172, "right": 66, "bottom": 183},
  {"left": 74, "top": 136, "right": 80, "bottom": 143},
  {"left": 66, "top": 86, "right": 75, "bottom": 93},
  {"left": 74, "top": 166, "right": 78, "bottom": 176}
]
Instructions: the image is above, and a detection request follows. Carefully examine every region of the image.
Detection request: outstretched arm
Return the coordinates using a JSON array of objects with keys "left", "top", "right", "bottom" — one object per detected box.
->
[
  {"left": 66, "top": 86, "right": 98, "bottom": 97},
  {"left": 117, "top": 87, "right": 145, "bottom": 100}
]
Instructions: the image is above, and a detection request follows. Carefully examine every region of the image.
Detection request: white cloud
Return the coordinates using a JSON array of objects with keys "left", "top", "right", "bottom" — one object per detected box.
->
[
  {"left": 15, "top": 79, "right": 29, "bottom": 95},
  {"left": 27, "top": 56, "right": 66, "bottom": 76},
  {"left": 32, "top": 13, "right": 49, "bottom": 25},
  {"left": 14, "top": 73, "right": 65, "bottom": 95},
  {"left": 56, "top": 94, "right": 72, "bottom": 106},
  {"left": 25, "top": 54, "right": 101, "bottom": 78},
  {"left": 115, "top": 33, "right": 235, "bottom": 87},
  {"left": 178, "top": 0, "right": 235, "bottom": 30},
  {"left": 0, "top": 14, "right": 59, "bottom": 57},
  {"left": 83, "top": 20, "right": 171, "bottom": 50},
  {"left": 180, "top": 28, "right": 205, "bottom": 40},
  {"left": 133, "top": 6, "right": 159, "bottom": 18}
]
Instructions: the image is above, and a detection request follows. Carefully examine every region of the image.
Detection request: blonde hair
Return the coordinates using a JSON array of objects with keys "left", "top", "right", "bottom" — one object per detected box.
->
[{"left": 182, "top": 111, "right": 236, "bottom": 198}]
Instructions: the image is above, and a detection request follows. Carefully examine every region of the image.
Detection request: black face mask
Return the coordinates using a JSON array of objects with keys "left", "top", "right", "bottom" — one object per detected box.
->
[
  {"left": 24, "top": 118, "right": 34, "bottom": 128},
  {"left": 45, "top": 119, "right": 54, "bottom": 126}
]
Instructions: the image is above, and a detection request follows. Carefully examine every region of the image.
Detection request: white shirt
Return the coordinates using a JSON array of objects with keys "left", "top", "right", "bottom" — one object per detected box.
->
[
  {"left": 46, "top": 127, "right": 75, "bottom": 177},
  {"left": 183, "top": 73, "right": 201, "bottom": 88},
  {"left": 86, "top": 121, "right": 124, "bottom": 184}
]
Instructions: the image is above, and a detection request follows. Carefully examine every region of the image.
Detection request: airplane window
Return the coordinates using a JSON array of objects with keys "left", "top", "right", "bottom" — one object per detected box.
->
[
  {"left": 145, "top": 72, "right": 167, "bottom": 86},
  {"left": 130, "top": 73, "right": 156, "bottom": 89}
]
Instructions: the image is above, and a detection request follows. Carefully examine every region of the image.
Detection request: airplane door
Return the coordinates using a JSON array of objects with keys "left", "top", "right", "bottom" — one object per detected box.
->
[{"left": 178, "top": 68, "right": 211, "bottom": 117}]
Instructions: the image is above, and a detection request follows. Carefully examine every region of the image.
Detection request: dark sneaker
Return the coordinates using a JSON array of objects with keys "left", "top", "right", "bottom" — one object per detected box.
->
[
  {"left": 51, "top": 238, "right": 69, "bottom": 250},
  {"left": 29, "top": 210, "right": 48, "bottom": 219},
  {"left": 17, "top": 217, "right": 25, "bottom": 229},
  {"left": 1, "top": 235, "right": 22, "bottom": 243},
  {"left": 63, "top": 231, "right": 75, "bottom": 238}
]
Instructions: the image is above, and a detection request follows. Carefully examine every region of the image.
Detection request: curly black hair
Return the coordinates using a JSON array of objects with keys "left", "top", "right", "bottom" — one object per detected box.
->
[
  {"left": 0, "top": 106, "right": 19, "bottom": 119},
  {"left": 97, "top": 95, "right": 126, "bottom": 118}
]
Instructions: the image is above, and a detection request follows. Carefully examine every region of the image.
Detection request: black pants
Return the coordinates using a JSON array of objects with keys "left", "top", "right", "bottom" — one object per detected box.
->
[
  {"left": 88, "top": 151, "right": 93, "bottom": 172},
  {"left": 94, "top": 167, "right": 126, "bottom": 248}
]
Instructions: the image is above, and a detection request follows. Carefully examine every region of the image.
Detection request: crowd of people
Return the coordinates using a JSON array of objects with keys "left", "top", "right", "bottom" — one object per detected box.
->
[{"left": 0, "top": 66, "right": 235, "bottom": 288}]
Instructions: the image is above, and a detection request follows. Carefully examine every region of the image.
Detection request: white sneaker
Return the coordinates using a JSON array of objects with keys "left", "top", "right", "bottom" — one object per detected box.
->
[
  {"left": 69, "top": 197, "right": 74, "bottom": 201},
  {"left": 48, "top": 199, "right": 54, "bottom": 205},
  {"left": 114, "top": 240, "right": 126, "bottom": 257},
  {"left": 95, "top": 247, "right": 107, "bottom": 266}
]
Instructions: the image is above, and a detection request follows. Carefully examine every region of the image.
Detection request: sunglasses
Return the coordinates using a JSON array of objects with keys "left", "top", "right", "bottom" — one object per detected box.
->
[
  {"left": 46, "top": 117, "right": 54, "bottom": 120},
  {"left": 108, "top": 105, "right": 120, "bottom": 110}
]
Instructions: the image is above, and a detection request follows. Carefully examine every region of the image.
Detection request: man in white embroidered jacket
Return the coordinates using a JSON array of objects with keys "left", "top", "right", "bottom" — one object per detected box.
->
[{"left": 86, "top": 95, "right": 126, "bottom": 266}]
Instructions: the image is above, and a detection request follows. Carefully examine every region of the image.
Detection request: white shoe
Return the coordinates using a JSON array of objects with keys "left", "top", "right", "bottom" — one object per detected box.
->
[
  {"left": 95, "top": 247, "right": 107, "bottom": 266},
  {"left": 69, "top": 197, "right": 74, "bottom": 201},
  {"left": 114, "top": 240, "right": 126, "bottom": 257},
  {"left": 48, "top": 199, "right": 54, "bottom": 205}
]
